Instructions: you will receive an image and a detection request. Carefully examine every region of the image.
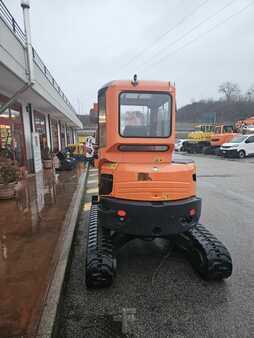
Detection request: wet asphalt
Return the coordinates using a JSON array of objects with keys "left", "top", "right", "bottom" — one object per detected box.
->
[{"left": 58, "top": 155, "right": 254, "bottom": 338}]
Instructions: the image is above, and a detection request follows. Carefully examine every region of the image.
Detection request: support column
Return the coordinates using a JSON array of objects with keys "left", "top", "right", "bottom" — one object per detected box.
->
[
  {"left": 71, "top": 128, "right": 75, "bottom": 144},
  {"left": 22, "top": 103, "right": 34, "bottom": 172},
  {"left": 48, "top": 115, "right": 53, "bottom": 151},
  {"left": 57, "top": 121, "right": 61, "bottom": 150},
  {"left": 45, "top": 114, "right": 51, "bottom": 150},
  {"left": 64, "top": 123, "right": 68, "bottom": 147},
  {"left": 31, "top": 106, "right": 35, "bottom": 131}
]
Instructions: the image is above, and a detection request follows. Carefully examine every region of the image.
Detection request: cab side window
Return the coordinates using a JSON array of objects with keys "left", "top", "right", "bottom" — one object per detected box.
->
[
  {"left": 98, "top": 92, "right": 106, "bottom": 147},
  {"left": 247, "top": 136, "right": 254, "bottom": 143},
  {"left": 223, "top": 126, "right": 233, "bottom": 133}
]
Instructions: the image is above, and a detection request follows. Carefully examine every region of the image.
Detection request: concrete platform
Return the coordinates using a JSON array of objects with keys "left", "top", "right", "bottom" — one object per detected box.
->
[{"left": 0, "top": 163, "right": 87, "bottom": 338}]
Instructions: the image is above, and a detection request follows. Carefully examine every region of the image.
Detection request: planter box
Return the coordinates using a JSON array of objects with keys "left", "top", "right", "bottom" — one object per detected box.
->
[{"left": 0, "top": 182, "right": 17, "bottom": 199}]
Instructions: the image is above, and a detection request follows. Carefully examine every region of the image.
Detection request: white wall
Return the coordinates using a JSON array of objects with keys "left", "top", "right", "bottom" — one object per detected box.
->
[
  {"left": 0, "top": 18, "right": 27, "bottom": 81},
  {"left": 0, "top": 18, "right": 82, "bottom": 128}
]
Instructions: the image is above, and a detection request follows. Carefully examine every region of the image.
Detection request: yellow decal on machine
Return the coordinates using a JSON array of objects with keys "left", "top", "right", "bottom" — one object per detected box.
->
[
  {"left": 105, "top": 163, "right": 117, "bottom": 169},
  {"left": 154, "top": 158, "right": 163, "bottom": 163}
]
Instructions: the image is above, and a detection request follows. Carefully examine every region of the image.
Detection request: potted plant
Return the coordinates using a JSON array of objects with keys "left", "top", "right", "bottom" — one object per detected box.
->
[
  {"left": 0, "top": 161, "right": 20, "bottom": 199},
  {"left": 41, "top": 146, "right": 52, "bottom": 169}
]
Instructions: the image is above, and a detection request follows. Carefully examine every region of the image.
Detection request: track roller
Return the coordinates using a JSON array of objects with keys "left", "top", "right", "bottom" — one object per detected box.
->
[
  {"left": 175, "top": 224, "right": 232, "bottom": 280},
  {"left": 85, "top": 200, "right": 116, "bottom": 288}
]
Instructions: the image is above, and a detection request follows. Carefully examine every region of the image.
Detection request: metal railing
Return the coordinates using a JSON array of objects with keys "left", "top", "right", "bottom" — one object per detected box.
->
[
  {"left": 0, "top": 0, "right": 76, "bottom": 113},
  {"left": 0, "top": 0, "right": 26, "bottom": 44}
]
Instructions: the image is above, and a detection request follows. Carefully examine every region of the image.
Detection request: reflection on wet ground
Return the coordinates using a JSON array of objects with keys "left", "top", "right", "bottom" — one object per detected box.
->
[{"left": 0, "top": 163, "right": 85, "bottom": 337}]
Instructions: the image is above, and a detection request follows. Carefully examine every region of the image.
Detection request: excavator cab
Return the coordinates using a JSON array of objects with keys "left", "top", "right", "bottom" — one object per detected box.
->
[
  {"left": 85, "top": 78, "right": 232, "bottom": 288},
  {"left": 209, "top": 125, "right": 238, "bottom": 152}
]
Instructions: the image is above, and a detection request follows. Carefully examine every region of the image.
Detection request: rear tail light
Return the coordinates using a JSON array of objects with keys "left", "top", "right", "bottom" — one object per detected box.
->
[
  {"left": 117, "top": 210, "right": 127, "bottom": 217},
  {"left": 116, "top": 209, "right": 127, "bottom": 222}
]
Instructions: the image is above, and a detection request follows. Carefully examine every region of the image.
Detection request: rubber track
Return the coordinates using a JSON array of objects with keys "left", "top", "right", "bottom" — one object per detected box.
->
[
  {"left": 86, "top": 203, "right": 115, "bottom": 288},
  {"left": 176, "top": 224, "right": 232, "bottom": 280}
]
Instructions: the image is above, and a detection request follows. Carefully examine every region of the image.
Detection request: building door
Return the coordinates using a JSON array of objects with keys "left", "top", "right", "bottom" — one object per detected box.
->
[
  {"left": 0, "top": 98, "right": 26, "bottom": 166},
  {"left": 60, "top": 122, "right": 66, "bottom": 150},
  {"left": 34, "top": 111, "right": 47, "bottom": 154},
  {"left": 50, "top": 119, "right": 59, "bottom": 152},
  {"left": 66, "top": 126, "right": 72, "bottom": 145}
]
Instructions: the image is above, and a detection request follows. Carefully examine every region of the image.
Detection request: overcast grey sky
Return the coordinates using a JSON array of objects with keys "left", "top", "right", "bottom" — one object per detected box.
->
[{"left": 6, "top": 0, "right": 254, "bottom": 114}]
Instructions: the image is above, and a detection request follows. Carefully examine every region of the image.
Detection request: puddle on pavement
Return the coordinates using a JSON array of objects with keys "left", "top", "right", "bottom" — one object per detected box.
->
[{"left": 0, "top": 164, "right": 85, "bottom": 337}]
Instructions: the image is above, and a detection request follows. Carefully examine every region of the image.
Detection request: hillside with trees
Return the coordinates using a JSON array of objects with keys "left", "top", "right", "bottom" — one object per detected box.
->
[{"left": 177, "top": 82, "right": 254, "bottom": 124}]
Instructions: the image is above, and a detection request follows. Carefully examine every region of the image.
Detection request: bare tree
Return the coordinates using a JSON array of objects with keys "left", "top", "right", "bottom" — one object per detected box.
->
[
  {"left": 246, "top": 84, "right": 254, "bottom": 102},
  {"left": 218, "top": 82, "right": 241, "bottom": 101}
]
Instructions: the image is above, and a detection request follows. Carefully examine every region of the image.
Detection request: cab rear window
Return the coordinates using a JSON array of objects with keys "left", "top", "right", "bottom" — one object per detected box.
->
[{"left": 119, "top": 92, "right": 171, "bottom": 138}]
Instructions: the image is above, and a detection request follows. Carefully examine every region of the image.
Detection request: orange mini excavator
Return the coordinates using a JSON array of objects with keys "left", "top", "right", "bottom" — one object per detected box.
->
[
  {"left": 85, "top": 76, "right": 232, "bottom": 288},
  {"left": 204, "top": 124, "right": 238, "bottom": 155}
]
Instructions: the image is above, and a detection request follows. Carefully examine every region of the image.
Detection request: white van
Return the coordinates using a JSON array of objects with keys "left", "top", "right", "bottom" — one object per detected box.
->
[
  {"left": 175, "top": 139, "right": 187, "bottom": 152},
  {"left": 242, "top": 125, "right": 254, "bottom": 134},
  {"left": 220, "top": 134, "right": 254, "bottom": 158}
]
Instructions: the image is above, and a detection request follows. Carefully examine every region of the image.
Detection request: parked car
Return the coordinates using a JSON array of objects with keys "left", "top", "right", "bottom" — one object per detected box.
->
[
  {"left": 175, "top": 139, "right": 187, "bottom": 152},
  {"left": 220, "top": 134, "right": 254, "bottom": 158},
  {"left": 242, "top": 125, "right": 254, "bottom": 134}
]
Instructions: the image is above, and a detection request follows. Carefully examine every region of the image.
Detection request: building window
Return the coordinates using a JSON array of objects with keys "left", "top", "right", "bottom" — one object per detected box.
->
[
  {"left": 51, "top": 119, "right": 59, "bottom": 152},
  {"left": 34, "top": 111, "right": 47, "bottom": 150},
  {"left": 60, "top": 122, "right": 66, "bottom": 150},
  {"left": 0, "top": 97, "right": 26, "bottom": 166},
  {"left": 66, "top": 127, "right": 72, "bottom": 145}
]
